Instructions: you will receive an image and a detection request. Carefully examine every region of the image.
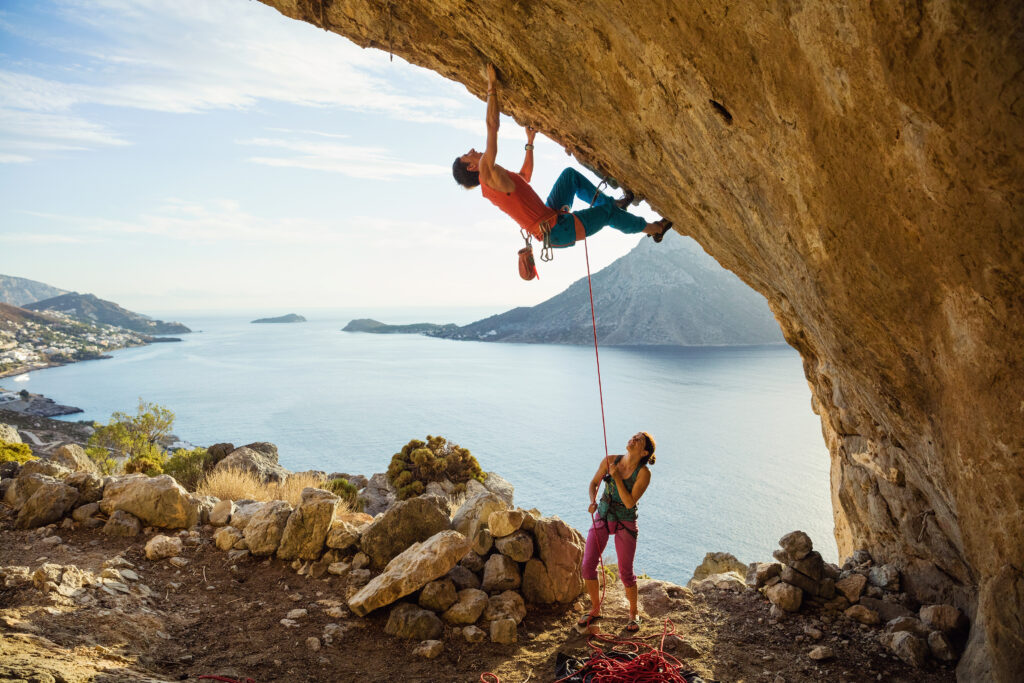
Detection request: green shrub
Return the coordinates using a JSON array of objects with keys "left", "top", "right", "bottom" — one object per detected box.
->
[
  {"left": 164, "top": 447, "right": 214, "bottom": 491},
  {"left": 86, "top": 399, "right": 175, "bottom": 476},
  {"left": 85, "top": 446, "right": 119, "bottom": 475},
  {"left": 0, "top": 442, "right": 36, "bottom": 464},
  {"left": 386, "top": 435, "right": 485, "bottom": 501},
  {"left": 325, "top": 477, "right": 364, "bottom": 512}
]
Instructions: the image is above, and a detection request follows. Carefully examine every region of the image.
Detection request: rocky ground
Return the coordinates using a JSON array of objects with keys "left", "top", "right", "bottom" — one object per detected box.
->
[
  {"left": 0, "top": 408, "right": 91, "bottom": 453},
  {"left": 0, "top": 511, "right": 956, "bottom": 682}
]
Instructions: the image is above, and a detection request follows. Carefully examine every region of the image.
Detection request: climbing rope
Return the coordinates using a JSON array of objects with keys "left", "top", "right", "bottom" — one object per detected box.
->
[
  {"left": 583, "top": 180, "right": 610, "bottom": 461},
  {"left": 480, "top": 619, "right": 694, "bottom": 682}
]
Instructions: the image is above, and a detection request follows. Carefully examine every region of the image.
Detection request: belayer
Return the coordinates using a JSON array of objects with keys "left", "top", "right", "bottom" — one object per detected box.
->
[{"left": 452, "top": 64, "right": 673, "bottom": 252}]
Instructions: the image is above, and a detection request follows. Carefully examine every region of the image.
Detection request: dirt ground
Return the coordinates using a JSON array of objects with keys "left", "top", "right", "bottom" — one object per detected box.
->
[{"left": 0, "top": 503, "right": 958, "bottom": 683}]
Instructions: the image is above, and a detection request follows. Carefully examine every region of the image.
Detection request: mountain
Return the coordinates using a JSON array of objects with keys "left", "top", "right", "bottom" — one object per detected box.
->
[
  {"left": 25, "top": 293, "right": 191, "bottom": 335},
  {"left": 252, "top": 313, "right": 307, "bottom": 324},
  {"left": 0, "top": 274, "right": 69, "bottom": 307},
  {"left": 425, "top": 237, "right": 785, "bottom": 346}
]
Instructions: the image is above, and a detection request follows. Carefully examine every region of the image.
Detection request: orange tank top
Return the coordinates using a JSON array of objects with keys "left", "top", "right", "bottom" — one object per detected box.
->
[{"left": 480, "top": 172, "right": 559, "bottom": 241}]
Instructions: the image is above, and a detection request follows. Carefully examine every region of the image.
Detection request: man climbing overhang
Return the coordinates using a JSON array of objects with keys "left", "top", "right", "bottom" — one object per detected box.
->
[{"left": 452, "top": 64, "right": 672, "bottom": 251}]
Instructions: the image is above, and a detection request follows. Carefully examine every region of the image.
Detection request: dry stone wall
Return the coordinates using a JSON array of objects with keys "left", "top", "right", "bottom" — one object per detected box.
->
[{"left": 255, "top": 2, "right": 1024, "bottom": 679}]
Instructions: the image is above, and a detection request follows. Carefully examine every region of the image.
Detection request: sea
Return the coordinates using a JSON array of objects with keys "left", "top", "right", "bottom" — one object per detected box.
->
[{"left": 9, "top": 309, "right": 838, "bottom": 584}]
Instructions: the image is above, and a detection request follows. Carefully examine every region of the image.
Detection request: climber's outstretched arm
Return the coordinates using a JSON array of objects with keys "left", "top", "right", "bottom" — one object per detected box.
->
[{"left": 478, "top": 63, "right": 500, "bottom": 187}]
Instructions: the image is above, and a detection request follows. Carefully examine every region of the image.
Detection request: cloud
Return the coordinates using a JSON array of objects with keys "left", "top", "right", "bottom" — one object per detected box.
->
[
  {"left": 0, "top": 0, "right": 478, "bottom": 161},
  {"left": 240, "top": 135, "right": 447, "bottom": 180},
  {"left": 0, "top": 231, "right": 90, "bottom": 244}
]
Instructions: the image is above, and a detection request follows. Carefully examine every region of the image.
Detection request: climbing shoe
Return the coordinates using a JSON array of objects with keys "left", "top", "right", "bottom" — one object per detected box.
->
[
  {"left": 652, "top": 219, "right": 673, "bottom": 243},
  {"left": 615, "top": 189, "right": 635, "bottom": 210}
]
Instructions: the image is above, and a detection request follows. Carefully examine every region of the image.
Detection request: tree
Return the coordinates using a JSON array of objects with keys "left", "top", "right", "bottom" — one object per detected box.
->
[{"left": 86, "top": 400, "right": 175, "bottom": 475}]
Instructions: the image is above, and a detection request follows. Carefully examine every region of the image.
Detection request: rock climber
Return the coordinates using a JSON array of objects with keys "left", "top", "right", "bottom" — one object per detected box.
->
[
  {"left": 578, "top": 431, "right": 657, "bottom": 633},
  {"left": 452, "top": 64, "right": 672, "bottom": 249}
]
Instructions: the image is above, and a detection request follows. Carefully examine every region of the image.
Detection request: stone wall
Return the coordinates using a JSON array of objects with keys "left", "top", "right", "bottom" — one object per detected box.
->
[{"left": 255, "top": 2, "right": 1024, "bottom": 679}]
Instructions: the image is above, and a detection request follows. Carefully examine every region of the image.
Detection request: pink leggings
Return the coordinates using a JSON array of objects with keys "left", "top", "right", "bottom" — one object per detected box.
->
[{"left": 581, "top": 518, "right": 639, "bottom": 587}]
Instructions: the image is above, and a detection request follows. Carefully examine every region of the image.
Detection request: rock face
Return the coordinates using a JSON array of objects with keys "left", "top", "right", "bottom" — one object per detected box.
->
[
  {"left": 277, "top": 487, "right": 339, "bottom": 561},
  {"left": 212, "top": 446, "right": 289, "bottom": 483},
  {"left": 256, "top": 4, "right": 1023, "bottom": 677}
]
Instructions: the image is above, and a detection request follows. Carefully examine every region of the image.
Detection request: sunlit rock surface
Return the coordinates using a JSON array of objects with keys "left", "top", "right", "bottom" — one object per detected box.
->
[{"left": 258, "top": 2, "right": 1023, "bottom": 678}]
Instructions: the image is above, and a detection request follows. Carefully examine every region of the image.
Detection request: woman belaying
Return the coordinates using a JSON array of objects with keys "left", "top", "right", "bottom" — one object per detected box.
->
[
  {"left": 452, "top": 64, "right": 673, "bottom": 249},
  {"left": 579, "top": 431, "right": 656, "bottom": 632}
]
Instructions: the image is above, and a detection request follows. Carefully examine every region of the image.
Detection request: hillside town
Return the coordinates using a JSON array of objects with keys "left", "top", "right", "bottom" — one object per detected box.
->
[{"left": 0, "top": 307, "right": 152, "bottom": 378}]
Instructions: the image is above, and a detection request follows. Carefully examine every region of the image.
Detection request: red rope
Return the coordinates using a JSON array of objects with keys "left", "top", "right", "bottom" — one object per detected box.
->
[{"left": 582, "top": 230, "right": 610, "bottom": 461}]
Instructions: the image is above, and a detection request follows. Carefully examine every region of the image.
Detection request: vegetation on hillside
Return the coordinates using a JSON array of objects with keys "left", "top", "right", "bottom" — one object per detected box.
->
[
  {"left": 386, "top": 435, "right": 485, "bottom": 500},
  {"left": 0, "top": 442, "right": 36, "bottom": 464}
]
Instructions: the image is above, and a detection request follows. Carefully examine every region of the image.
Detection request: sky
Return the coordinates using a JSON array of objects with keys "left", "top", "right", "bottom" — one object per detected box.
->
[{"left": 0, "top": 0, "right": 658, "bottom": 316}]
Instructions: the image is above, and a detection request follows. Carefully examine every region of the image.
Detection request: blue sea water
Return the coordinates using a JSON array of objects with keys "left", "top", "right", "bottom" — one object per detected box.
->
[{"left": 9, "top": 310, "right": 837, "bottom": 583}]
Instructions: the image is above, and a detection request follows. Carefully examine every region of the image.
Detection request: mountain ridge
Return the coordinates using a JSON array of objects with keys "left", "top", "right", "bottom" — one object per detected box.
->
[{"left": 25, "top": 293, "right": 191, "bottom": 335}]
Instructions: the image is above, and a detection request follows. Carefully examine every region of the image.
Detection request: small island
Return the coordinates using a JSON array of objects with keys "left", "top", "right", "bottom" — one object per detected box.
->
[
  {"left": 251, "top": 313, "right": 306, "bottom": 324},
  {"left": 342, "top": 318, "right": 457, "bottom": 335}
]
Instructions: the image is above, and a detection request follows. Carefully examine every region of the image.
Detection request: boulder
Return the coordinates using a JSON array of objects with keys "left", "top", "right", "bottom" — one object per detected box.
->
[
  {"left": 808, "top": 645, "right": 834, "bottom": 661},
  {"left": 447, "top": 565, "right": 481, "bottom": 591},
  {"left": 242, "top": 441, "right": 278, "bottom": 459},
  {"left": 460, "top": 551, "right": 486, "bottom": 573},
  {"left": 0, "top": 422, "right": 21, "bottom": 443},
  {"left": 928, "top": 631, "right": 958, "bottom": 662},
  {"left": 50, "top": 444, "right": 98, "bottom": 474},
  {"left": 213, "top": 446, "right": 289, "bottom": 483},
  {"left": 64, "top": 471, "right": 105, "bottom": 504},
  {"left": 835, "top": 573, "right": 867, "bottom": 603},
  {"left": 778, "top": 530, "right": 813, "bottom": 560},
  {"left": 844, "top": 604, "right": 881, "bottom": 625},
  {"left": 419, "top": 578, "right": 458, "bottom": 612},
  {"left": 463, "top": 625, "right": 486, "bottom": 643},
  {"left": 145, "top": 535, "right": 183, "bottom": 560},
  {"left": 859, "top": 596, "right": 913, "bottom": 622},
  {"left": 484, "top": 591, "right": 526, "bottom": 625},
  {"left": 4, "top": 473, "right": 49, "bottom": 509},
  {"left": 325, "top": 519, "right": 362, "bottom": 551},
  {"left": 689, "top": 551, "right": 748, "bottom": 585},
  {"left": 692, "top": 572, "right": 746, "bottom": 592},
  {"left": 780, "top": 565, "right": 818, "bottom": 595},
  {"left": 103, "top": 510, "right": 142, "bottom": 537},
  {"left": 358, "top": 472, "right": 396, "bottom": 516},
  {"left": 531, "top": 516, "right": 585, "bottom": 603},
  {"left": 766, "top": 582, "right": 802, "bottom": 612},
  {"left": 206, "top": 442, "right": 235, "bottom": 465},
  {"left": 277, "top": 488, "right": 339, "bottom": 561},
  {"left": 244, "top": 500, "right": 293, "bottom": 556},
  {"left": 481, "top": 471, "right": 514, "bottom": 506},
  {"left": 229, "top": 501, "right": 264, "bottom": 529},
  {"left": 348, "top": 530, "right": 471, "bottom": 617},
  {"left": 886, "top": 616, "right": 931, "bottom": 637},
  {"left": 494, "top": 531, "right": 534, "bottom": 562},
  {"left": 490, "top": 618, "right": 517, "bottom": 644},
  {"left": 521, "top": 558, "right": 556, "bottom": 604},
  {"left": 868, "top": 564, "right": 900, "bottom": 591},
  {"left": 890, "top": 631, "right": 929, "bottom": 667},
  {"left": 791, "top": 551, "right": 825, "bottom": 581},
  {"left": 451, "top": 491, "right": 508, "bottom": 539},
  {"left": 413, "top": 639, "right": 443, "bottom": 659},
  {"left": 100, "top": 474, "right": 200, "bottom": 529},
  {"left": 487, "top": 509, "right": 525, "bottom": 538},
  {"left": 72, "top": 502, "right": 100, "bottom": 523},
  {"left": 482, "top": 554, "right": 521, "bottom": 591},
  {"left": 748, "top": 562, "right": 781, "bottom": 588},
  {"left": 471, "top": 528, "right": 493, "bottom": 555},
  {"left": 18, "top": 459, "right": 70, "bottom": 481},
  {"left": 210, "top": 499, "right": 235, "bottom": 527},
  {"left": 636, "top": 579, "right": 693, "bottom": 617},
  {"left": 15, "top": 478, "right": 78, "bottom": 528},
  {"left": 919, "top": 603, "right": 968, "bottom": 633},
  {"left": 442, "top": 588, "right": 489, "bottom": 624},
  {"left": 215, "top": 526, "right": 246, "bottom": 551},
  {"left": 384, "top": 603, "right": 444, "bottom": 640},
  {"left": 359, "top": 496, "right": 451, "bottom": 568}
]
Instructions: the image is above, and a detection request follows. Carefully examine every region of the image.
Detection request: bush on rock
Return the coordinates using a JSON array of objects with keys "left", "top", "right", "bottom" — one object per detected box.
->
[
  {"left": 387, "top": 435, "right": 485, "bottom": 501},
  {"left": 325, "top": 477, "right": 364, "bottom": 511}
]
